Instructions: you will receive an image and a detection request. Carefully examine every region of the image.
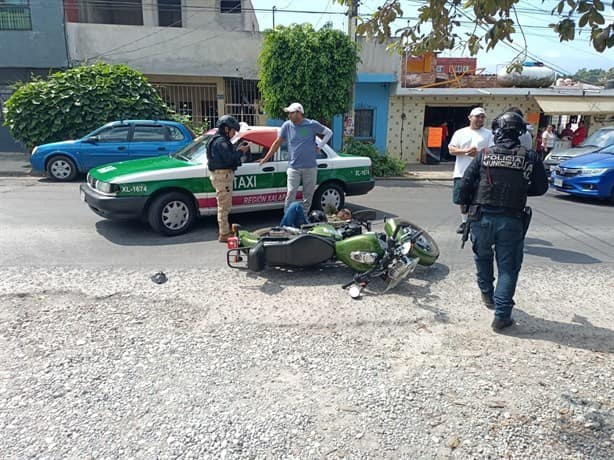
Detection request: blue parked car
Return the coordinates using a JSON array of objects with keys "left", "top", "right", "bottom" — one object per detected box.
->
[
  {"left": 30, "top": 120, "right": 194, "bottom": 181},
  {"left": 551, "top": 146, "right": 614, "bottom": 203}
]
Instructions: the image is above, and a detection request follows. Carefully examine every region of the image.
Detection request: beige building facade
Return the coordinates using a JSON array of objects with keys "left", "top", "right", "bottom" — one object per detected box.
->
[{"left": 386, "top": 88, "right": 614, "bottom": 163}]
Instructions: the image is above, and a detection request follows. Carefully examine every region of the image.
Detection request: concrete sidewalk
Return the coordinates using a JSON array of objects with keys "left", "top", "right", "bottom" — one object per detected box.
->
[
  {"left": 0, "top": 151, "right": 454, "bottom": 181},
  {"left": 0, "top": 152, "right": 36, "bottom": 177}
]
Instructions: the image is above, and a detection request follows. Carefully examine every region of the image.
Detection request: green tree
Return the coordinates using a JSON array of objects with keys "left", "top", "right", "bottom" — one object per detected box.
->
[
  {"left": 3, "top": 63, "right": 174, "bottom": 149},
  {"left": 573, "top": 68, "right": 607, "bottom": 84},
  {"left": 335, "top": 1, "right": 613, "bottom": 63},
  {"left": 258, "top": 23, "right": 359, "bottom": 121}
]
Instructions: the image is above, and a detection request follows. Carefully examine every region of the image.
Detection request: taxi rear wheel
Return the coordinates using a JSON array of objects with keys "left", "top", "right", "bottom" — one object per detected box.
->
[
  {"left": 147, "top": 192, "right": 196, "bottom": 236},
  {"left": 312, "top": 182, "right": 344, "bottom": 212},
  {"left": 47, "top": 155, "right": 77, "bottom": 182}
]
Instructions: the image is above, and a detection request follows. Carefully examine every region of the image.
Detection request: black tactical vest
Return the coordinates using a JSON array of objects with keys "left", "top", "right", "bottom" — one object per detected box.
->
[{"left": 474, "top": 146, "right": 533, "bottom": 211}]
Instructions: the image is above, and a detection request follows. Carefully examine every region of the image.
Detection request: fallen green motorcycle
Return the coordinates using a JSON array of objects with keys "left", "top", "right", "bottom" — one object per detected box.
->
[{"left": 226, "top": 210, "right": 439, "bottom": 297}]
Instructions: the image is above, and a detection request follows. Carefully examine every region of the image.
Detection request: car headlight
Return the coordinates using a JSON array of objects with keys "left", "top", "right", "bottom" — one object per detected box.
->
[
  {"left": 580, "top": 168, "right": 609, "bottom": 176},
  {"left": 31, "top": 146, "right": 38, "bottom": 156},
  {"left": 97, "top": 181, "right": 118, "bottom": 194}
]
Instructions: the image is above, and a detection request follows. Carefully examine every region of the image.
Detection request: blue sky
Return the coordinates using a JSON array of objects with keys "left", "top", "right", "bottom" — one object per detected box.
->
[{"left": 250, "top": 0, "right": 614, "bottom": 75}]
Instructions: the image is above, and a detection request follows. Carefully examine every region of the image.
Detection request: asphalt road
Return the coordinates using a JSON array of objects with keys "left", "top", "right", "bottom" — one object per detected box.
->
[
  {"left": 1, "top": 176, "right": 612, "bottom": 270},
  {"left": 2, "top": 176, "right": 614, "bottom": 459}
]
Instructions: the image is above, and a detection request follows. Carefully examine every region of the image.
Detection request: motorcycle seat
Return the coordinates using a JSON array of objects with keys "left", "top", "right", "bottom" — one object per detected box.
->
[{"left": 249, "top": 234, "right": 335, "bottom": 270}]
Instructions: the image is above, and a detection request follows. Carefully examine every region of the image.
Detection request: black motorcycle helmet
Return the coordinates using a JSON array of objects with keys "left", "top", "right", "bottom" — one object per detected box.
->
[
  {"left": 492, "top": 111, "right": 527, "bottom": 145},
  {"left": 216, "top": 115, "right": 241, "bottom": 137},
  {"left": 308, "top": 210, "right": 327, "bottom": 223}
]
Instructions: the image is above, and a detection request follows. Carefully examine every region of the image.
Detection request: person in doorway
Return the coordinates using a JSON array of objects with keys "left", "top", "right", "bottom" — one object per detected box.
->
[
  {"left": 259, "top": 102, "right": 333, "bottom": 214},
  {"left": 535, "top": 128, "right": 545, "bottom": 157},
  {"left": 440, "top": 121, "right": 452, "bottom": 161},
  {"left": 458, "top": 111, "right": 548, "bottom": 331},
  {"left": 541, "top": 124, "right": 557, "bottom": 156},
  {"left": 572, "top": 120, "right": 587, "bottom": 147},
  {"left": 560, "top": 122, "right": 574, "bottom": 140},
  {"left": 448, "top": 107, "right": 492, "bottom": 234},
  {"left": 207, "top": 115, "right": 250, "bottom": 242}
]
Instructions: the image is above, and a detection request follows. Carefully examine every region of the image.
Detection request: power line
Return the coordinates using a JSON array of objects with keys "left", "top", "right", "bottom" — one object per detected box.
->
[{"left": 454, "top": 7, "right": 576, "bottom": 76}]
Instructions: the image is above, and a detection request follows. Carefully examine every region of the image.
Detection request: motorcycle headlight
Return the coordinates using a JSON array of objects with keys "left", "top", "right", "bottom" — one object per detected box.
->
[
  {"left": 580, "top": 168, "right": 609, "bottom": 176},
  {"left": 400, "top": 241, "right": 413, "bottom": 256}
]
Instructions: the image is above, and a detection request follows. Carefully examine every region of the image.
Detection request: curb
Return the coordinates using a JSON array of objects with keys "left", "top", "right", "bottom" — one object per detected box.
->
[
  {"left": 0, "top": 169, "right": 43, "bottom": 178},
  {"left": 376, "top": 175, "right": 453, "bottom": 182}
]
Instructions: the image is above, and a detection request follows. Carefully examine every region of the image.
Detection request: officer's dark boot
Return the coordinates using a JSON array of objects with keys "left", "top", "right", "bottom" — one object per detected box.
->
[{"left": 491, "top": 317, "right": 515, "bottom": 331}]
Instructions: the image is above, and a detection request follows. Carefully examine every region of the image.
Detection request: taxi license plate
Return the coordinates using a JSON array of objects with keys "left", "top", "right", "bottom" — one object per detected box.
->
[
  {"left": 80, "top": 189, "right": 85, "bottom": 202},
  {"left": 554, "top": 178, "right": 563, "bottom": 187}
]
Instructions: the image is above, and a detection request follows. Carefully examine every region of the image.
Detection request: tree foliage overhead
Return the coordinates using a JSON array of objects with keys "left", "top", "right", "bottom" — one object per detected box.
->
[
  {"left": 3, "top": 63, "right": 173, "bottom": 149},
  {"left": 258, "top": 23, "right": 359, "bottom": 121},
  {"left": 572, "top": 67, "right": 614, "bottom": 84},
  {"left": 336, "top": 0, "right": 613, "bottom": 60}
]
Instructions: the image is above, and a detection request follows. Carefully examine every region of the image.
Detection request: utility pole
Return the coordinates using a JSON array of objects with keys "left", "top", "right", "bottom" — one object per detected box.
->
[
  {"left": 343, "top": 0, "right": 359, "bottom": 148},
  {"left": 272, "top": 6, "right": 276, "bottom": 29}
]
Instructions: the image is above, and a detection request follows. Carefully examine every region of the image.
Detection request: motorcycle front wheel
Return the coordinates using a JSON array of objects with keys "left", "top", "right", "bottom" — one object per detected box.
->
[{"left": 397, "top": 220, "right": 440, "bottom": 266}]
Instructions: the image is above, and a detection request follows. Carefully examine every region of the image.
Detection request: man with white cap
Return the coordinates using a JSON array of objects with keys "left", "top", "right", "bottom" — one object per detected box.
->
[
  {"left": 448, "top": 107, "right": 492, "bottom": 234},
  {"left": 259, "top": 102, "right": 333, "bottom": 214}
]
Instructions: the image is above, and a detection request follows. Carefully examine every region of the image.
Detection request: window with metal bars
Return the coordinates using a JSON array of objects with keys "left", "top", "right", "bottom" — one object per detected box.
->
[
  {"left": 0, "top": 0, "right": 31, "bottom": 30},
  {"left": 354, "top": 108, "right": 374, "bottom": 139},
  {"left": 64, "top": 0, "right": 143, "bottom": 25},
  {"left": 224, "top": 78, "right": 261, "bottom": 127},
  {"left": 152, "top": 83, "right": 218, "bottom": 130}
]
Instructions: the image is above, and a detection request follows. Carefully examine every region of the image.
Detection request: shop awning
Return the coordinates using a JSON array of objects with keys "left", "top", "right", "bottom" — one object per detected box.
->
[{"left": 534, "top": 96, "right": 614, "bottom": 114}]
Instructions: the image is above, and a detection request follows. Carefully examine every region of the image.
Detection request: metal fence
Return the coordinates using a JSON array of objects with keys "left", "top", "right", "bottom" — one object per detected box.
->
[
  {"left": 224, "top": 78, "right": 262, "bottom": 126},
  {"left": 152, "top": 83, "right": 218, "bottom": 130},
  {"left": 152, "top": 79, "right": 263, "bottom": 130}
]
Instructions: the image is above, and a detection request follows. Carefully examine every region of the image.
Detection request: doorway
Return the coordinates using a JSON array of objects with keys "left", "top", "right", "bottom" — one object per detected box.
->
[{"left": 423, "top": 105, "right": 481, "bottom": 163}]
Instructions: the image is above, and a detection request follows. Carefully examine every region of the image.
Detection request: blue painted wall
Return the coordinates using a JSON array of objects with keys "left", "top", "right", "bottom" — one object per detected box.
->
[
  {"left": 0, "top": 0, "right": 68, "bottom": 151},
  {"left": 0, "top": 0, "right": 68, "bottom": 69}
]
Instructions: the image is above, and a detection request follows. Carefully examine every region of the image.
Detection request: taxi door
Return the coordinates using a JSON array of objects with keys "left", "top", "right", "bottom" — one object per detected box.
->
[{"left": 232, "top": 140, "right": 281, "bottom": 212}]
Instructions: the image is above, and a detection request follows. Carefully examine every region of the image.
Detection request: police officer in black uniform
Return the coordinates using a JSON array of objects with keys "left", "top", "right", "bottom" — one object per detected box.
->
[
  {"left": 458, "top": 111, "right": 548, "bottom": 331},
  {"left": 207, "top": 115, "right": 249, "bottom": 241}
]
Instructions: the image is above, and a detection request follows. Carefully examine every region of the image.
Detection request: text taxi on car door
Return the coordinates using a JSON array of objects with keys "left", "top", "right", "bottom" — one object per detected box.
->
[{"left": 79, "top": 125, "right": 375, "bottom": 236}]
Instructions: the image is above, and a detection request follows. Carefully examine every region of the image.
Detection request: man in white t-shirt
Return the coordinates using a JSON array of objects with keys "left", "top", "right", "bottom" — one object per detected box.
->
[{"left": 448, "top": 107, "right": 493, "bottom": 234}]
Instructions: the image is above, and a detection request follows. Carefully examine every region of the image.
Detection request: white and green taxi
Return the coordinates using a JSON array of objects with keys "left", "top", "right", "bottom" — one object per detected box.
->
[{"left": 80, "top": 125, "right": 375, "bottom": 236}]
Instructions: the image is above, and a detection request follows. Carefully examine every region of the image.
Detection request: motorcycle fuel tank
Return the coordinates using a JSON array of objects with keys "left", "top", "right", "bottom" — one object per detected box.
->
[{"left": 335, "top": 233, "right": 384, "bottom": 272}]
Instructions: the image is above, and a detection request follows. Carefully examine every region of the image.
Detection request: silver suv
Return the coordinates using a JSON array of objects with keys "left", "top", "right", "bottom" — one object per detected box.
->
[{"left": 544, "top": 126, "right": 614, "bottom": 173}]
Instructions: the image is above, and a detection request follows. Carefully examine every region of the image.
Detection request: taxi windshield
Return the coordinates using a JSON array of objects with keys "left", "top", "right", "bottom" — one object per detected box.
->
[{"left": 172, "top": 135, "right": 210, "bottom": 163}]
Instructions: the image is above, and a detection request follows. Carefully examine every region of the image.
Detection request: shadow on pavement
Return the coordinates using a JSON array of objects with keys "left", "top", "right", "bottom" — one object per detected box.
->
[
  {"left": 506, "top": 309, "right": 614, "bottom": 354},
  {"left": 550, "top": 191, "right": 614, "bottom": 207},
  {"left": 93, "top": 203, "right": 396, "bottom": 246},
  {"left": 241, "top": 261, "right": 451, "bottom": 323},
  {"left": 524, "top": 238, "right": 601, "bottom": 264}
]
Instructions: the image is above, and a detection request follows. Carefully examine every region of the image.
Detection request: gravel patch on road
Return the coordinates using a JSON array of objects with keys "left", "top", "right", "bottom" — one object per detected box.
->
[{"left": 1, "top": 264, "right": 613, "bottom": 459}]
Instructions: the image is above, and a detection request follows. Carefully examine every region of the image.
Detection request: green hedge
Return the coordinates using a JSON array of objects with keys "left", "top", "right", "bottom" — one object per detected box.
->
[
  {"left": 3, "top": 63, "right": 174, "bottom": 149},
  {"left": 342, "top": 139, "right": 406, "bottom": 177}
]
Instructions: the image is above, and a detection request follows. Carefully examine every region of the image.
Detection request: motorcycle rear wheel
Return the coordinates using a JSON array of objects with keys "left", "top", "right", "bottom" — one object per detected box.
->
[{"left": 397, "top": 220, "right": 440, "bottom": 266}]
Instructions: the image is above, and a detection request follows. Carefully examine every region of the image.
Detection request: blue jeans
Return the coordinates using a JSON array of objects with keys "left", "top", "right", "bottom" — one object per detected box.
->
[
  {"left": 471, "top": 212, "right": 524, "bottom": 319},
  {"left": 279, "top": 202, "right": 307, "bottom": 227}
]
